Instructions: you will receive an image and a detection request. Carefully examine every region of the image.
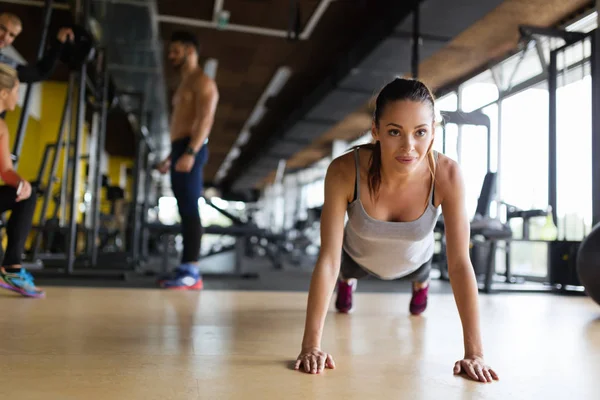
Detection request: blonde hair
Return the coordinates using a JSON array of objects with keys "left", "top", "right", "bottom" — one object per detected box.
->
[
  {"left": 0, "top": 63, "right": 18, "bottom": 91},
  {"left": 0, "top": 12, "right": 22, "bottom": 28}
]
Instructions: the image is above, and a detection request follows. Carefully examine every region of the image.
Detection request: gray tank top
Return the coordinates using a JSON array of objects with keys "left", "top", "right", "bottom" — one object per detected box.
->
[{"left": 342, "top": 148, "right": 440, "bottom": 280}]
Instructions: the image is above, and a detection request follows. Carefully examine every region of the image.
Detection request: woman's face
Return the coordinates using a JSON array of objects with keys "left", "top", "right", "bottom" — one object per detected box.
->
[
  {"left": 372, "top": 99, "right": 435, "bottom": 174},
  {"left": 1, "top": 79, "right": 19, "bottom": 111},
  {"left": 7, "top": 79, "right": 19, "bottom": 111}
]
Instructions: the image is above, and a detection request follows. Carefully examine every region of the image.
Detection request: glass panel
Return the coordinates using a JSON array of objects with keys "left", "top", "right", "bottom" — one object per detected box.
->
[
  {"left": 542, "top": 37, "right": 567, "bottom": 69},
  {"left": 283, "top": 175, "right": 299, "bottom": 230},
  {"left": 499, "top": 43, "right": 544, "bottom": 90},
  {"left": 437, "top": 123, "right": 458, "bottom": 161},
  {"left": 556, "top": 38, "right": 591, "bottom": 73},
  {"left": 432, "top": 129, "right": 444, "bottom": 154},
  {"left": 460, "top": 124, "right": 489, "bottom": 217},
  {"left": 435, "top": 92, "right": 457, "bottom": 123},
  {"left": 500, "top": 87, "right": 549, "bottom": 213},
  {"left": 498, "top": 86, "right": 550, "bottom": 275},
  {"left": 482, "top": 103, "right": 498, "bottom": 172},
  {"left": 556, "top": 58, "right": 592, "bottom": 240},
  {"left": 509, "top": 242, "right": 549, "bottom": 278},
  {"left": 305, "top": 179, "right": 325, "bottom": 209},
  {"left": 436, "top": 92, "right": 457, "bottom": 111},
  {"left": 459, "top": 70, "right": 499, "bottom": 112}
]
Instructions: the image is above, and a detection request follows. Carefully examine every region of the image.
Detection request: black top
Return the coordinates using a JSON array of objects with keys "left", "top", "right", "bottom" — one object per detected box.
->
[
  {"left": 0, "top": 38, "right": 64, "bottom": 84},
  {"left": 0, "top": 39, "right": 65, "bottom": 120}
]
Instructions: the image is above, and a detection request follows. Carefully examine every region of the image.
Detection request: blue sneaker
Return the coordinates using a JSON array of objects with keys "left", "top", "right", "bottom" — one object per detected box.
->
[
  {"left": 159, "top": 263, "right": 203, "bottom": 290},
  {"left": 0, "top": 268, "right": 45, "bottom": 298}
]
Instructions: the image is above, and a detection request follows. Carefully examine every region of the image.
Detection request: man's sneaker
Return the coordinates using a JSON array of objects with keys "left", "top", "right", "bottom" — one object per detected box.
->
[
  {"left": 409, "top": 283, "right": 429, "bottom": 315},
  {"left": 335, "top": 279, "right": 356, "bottom": 313},
  {"left": 0, "top": 268, "right": 45, "bottom": 298},
  {"left": 160, "top": 263, "right": 203, "bottom": 290}
]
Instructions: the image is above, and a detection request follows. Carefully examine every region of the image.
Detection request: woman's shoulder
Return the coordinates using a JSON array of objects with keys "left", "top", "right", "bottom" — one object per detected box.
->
[
  {"left": 0, "top": 118, "right": 7, "bottom": 135},
  {"left": 329, "top": 145, "right": 373, "bottom": 174},
  {"left": 325, "top": 148, "right": 361, "bottom": 200},
  {"left": 327, "top": 150, "right": 356, "bottom": 181},
  {"left": 434, "top": 151, "right": 463, "bottom": 197}
]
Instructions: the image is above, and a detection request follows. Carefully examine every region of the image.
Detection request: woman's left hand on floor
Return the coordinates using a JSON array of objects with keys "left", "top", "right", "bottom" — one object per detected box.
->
[{"left": 453, "top": 356, "right": 499, "bottom": 383}]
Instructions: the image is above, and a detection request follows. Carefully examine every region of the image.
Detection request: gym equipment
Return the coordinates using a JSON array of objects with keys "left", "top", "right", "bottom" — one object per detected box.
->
[
  {"left": 89, "top": 50, "right": 111, "bottom": 266},
  {"left": 31, "top": 76, "right": 73, "bottom": 261},
  {"left": 11, "top": 0, "right": 54, "bottom": 166},
  {"left": 505, "top": 207, "right": 549, "bottom": 239},
  {"left": 576, "top": 222, "right": 600, "bottom": 306},
  {"left": 277, "top": 206, "right": 321, "bottom": 267},
  {"left": 23, "top": 17, "right": 154, "bottom": 278},
  {"left": 433, "top": 109, "right": 509, "bottom": 289},
  {"left": 548, "top": 240, "right": 581, "bottom": 289},
  {"left": 149, "top": 223, "right": 267, "bottom": 279},
  {"left": 148, "top": 198, "right": 285, "bottom": 278},
  {"left": 435, "top": 172, "right": 513, "bottom": 292},
  {"left": 97, "top": 185, "right": 126, "bottom": 252}
]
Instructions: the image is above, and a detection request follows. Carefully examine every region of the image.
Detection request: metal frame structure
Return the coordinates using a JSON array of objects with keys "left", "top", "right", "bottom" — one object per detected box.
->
[
  {"left": 65, "top": 0, "right": 92, "bottom": 274},
  {"left": 439, "top": 110, "right": 492, "bottom": 173},
  {"left": 90, "top": 48, "right": 110, "bottom": 267},
  {"left": 412, "top": 0, "right": 420, "bottom": 79},
  {"left": 440, "top": 24, "right": 592, "bottom": 219},
  {"left": 460, "top": 26, "right": 594, "bottom": 293},
  {"left": 11, "top": 0, "right": 54, "bottom": 168},
  {"left": 31, "top": 74, "right": 74, "bottom": 261},
  {"left": 593, "top": 27, "right": 600, "bottom": 227},
  {"left": 548, "top": 31, "right": 593, "bottom": 226},
  {"left": 7, "top": 0, "right": 158, "bottom": 279}
]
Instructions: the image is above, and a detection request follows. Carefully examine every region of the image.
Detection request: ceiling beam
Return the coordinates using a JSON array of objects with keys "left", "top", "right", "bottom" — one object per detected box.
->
[
  {"left": 0, "top": 0, "right": 69, "bottom": 9},
  {"left": 157, "top": 0, "right": 334, "bottom": 40}
]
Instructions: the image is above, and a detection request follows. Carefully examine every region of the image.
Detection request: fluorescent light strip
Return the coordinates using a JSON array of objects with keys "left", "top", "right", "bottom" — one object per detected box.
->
[
  {"left": 565, "top": 11, "right": 597, "bottom": 32},
  {"left": 157, "top": 0, "right": 333, "bottom": 40}
]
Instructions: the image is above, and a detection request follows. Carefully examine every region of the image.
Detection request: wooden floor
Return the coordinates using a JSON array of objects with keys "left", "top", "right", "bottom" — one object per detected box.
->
[{"left": 0, "top": 286, "right": 599, "bottom": 399}]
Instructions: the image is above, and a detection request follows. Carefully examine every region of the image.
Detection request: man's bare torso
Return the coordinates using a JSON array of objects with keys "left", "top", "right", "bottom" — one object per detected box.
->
[{"left": 170, "top": 69, "right": 205, "bottom": 142}]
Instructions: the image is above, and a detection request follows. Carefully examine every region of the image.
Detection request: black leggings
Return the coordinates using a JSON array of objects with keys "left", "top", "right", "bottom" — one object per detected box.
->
[
  {"left": 0, "top": 186, "right": 37, "bottom": 266},
  {"left": 170, "top": 138, "right": 208, "bottom": 264},
  {"left": 340, "top": 250, "right": 432, "bottom": 283}
]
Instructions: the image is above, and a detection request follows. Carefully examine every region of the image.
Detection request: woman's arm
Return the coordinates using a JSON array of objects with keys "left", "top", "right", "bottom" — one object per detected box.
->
[
  {"left": 440, "top": 159, "right": 498, "bottom": 383},
  {"left": 0, "top": 122, "right": 20, "bottom": 187},
  {"left": 295, "top": 155, "right": 353, "bottom": 374}
]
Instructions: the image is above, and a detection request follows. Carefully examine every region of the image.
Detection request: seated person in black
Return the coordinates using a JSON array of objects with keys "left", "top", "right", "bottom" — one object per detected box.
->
[
  {"left": 0, "top": 63, "right": 43, "bottom": 298},
  {"left": 0, "top": 12, "right": 73, "bottom": 84}
]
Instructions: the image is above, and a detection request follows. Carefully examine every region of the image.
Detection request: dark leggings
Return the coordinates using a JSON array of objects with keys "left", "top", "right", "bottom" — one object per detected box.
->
[
  {"left": 340, "top": 250, "right": 432, "bottom": 283},
  {"left": 170, "top": 138, "right": 208, "bottom": 264},
  {"left": 0, "top": 186, "right": 37, "bottom": 266}
]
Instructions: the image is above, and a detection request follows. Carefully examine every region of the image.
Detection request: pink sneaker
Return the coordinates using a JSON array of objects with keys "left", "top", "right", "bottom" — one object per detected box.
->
[
  {"left": 409, "top": 284, "right": 429, "bottom": 315},
  {"left": 335, "top": 279, "right": 356, "bottom": 313}
]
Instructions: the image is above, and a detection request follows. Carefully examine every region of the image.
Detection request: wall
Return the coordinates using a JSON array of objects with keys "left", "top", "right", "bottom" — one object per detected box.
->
[
  {"left": 2, "top": 78, "right": 136, "bottom": 255},
  {"left": 2, "top": 45, "right": 42, "bottom": 120},
  {"left": 4, "top": 81, "right": 88, "bottom": 225}
]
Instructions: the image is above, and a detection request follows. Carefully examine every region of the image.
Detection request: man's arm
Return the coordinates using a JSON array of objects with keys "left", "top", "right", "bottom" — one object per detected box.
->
[
  {"left": 16, "top": 39, "right": 63, "bottom": 84},
  {"left": 188, "top": 74, "right": 219, "bottom": 153},
  {"left": 16, "top": 28, "right": 73, "bottom": 84}
]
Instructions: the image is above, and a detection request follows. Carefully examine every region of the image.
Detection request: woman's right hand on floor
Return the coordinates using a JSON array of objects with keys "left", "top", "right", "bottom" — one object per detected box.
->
[
  {"left": 16, "top": 180, "right": 31, "bottom": 202},
  {"left": 294, "top": 347, "right": 336, "bottom": 374}
]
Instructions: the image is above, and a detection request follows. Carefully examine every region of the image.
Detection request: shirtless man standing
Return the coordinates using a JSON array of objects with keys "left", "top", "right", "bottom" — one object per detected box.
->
[{"left": 156, "top": 31, "right": 219, "bottom": 290}]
